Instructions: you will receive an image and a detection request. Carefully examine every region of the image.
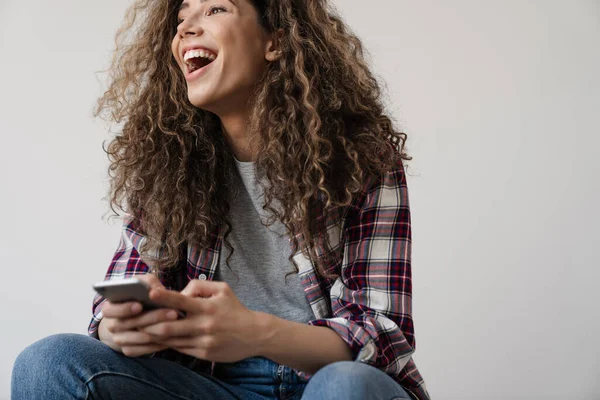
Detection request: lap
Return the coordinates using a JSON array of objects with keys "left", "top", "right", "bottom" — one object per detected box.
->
[
  {"left": 12, "top": 333, "right": 411, "bottom": 400},
  {"left": 11, "top": 333, "right": 264, "bottom": 400}
]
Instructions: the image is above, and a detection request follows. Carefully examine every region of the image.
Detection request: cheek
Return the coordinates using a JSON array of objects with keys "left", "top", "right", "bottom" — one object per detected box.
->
[
  {"left": 221, "top": 29, "right": 266, "bottom": 74},
  {"left": 226, "top": 46, "right": 267, "bottom": 83},
  {"left": 234, "top": 54, "right": 263, "bottom": 76}
]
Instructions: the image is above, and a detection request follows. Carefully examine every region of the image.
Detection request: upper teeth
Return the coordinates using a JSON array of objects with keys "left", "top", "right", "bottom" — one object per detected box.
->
[{"left": 184, "top": 49, "right": 216, "bottom": 62}]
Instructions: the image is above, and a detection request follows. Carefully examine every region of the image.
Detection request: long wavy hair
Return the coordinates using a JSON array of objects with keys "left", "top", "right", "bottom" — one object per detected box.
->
[{"left": 94, "top": 0, "right": 410, "bottom": 281}]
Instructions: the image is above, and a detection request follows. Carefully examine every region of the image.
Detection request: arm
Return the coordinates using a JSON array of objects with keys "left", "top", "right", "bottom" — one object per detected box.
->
[
  {"left": 254, "top": 311, "right": 353, "bottom": 376},
  {"left": 279, "top": 164, "right": 416, "bottom": 379}
]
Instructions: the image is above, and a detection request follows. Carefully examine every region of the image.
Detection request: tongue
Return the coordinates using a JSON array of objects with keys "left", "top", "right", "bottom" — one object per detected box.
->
[{"left": 192, "top": 57, "right": 212, "bottom": 71}]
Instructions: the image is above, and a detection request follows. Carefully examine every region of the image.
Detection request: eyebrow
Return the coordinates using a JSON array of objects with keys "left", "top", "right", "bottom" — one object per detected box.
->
[{"left": 178, "top": 0, "right": 236, "bottom": 12}]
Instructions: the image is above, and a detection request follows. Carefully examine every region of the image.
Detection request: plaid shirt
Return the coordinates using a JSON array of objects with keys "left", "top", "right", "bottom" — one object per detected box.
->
[{"left": 88, "top": 162, "right": 430, "bottom": 400}]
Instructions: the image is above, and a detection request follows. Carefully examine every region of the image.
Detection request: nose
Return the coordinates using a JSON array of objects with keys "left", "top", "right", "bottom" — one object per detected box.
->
[{"left": 177, "top": 18, "right": 204, "bottom": 38}]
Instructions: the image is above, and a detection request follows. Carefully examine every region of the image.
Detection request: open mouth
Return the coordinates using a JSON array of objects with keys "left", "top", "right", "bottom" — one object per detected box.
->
[
  {"left": 187, "top": 56, "right": 215, "bottom": 73},
  {"left": 184, "top": 49, "right": 217, "bottom": 74}
]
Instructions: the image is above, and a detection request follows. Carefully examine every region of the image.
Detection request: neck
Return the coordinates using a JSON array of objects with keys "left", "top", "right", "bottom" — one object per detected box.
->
[{"left": 218, "top": 111, "right": 256, "bottom": 162}]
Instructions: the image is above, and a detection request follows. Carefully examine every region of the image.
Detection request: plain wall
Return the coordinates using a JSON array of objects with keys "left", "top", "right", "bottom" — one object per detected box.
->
[{"left": 1, "top": 1, "right": 598, "bottom": 399}]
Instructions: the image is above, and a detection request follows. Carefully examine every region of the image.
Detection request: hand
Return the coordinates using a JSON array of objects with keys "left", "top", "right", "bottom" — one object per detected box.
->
[
  {"left": 100, "top": 274, "right": 181, "bottom": 357},
  {"left": 140, "top": 280, "right": 264, "bottom": 363}
]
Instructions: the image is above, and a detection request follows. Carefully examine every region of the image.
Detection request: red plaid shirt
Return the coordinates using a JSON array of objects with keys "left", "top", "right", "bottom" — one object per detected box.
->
[{"left": 89, "top": 162, "right": 430, "bottom": 400}]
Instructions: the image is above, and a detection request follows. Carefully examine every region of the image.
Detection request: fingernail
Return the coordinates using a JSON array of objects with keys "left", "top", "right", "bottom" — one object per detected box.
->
[
  {"left": 167, "top": 310, "right": 178, "bottom": 320},
  {"left": 131, "top": 303, "right": 142, "bottom": 313}
]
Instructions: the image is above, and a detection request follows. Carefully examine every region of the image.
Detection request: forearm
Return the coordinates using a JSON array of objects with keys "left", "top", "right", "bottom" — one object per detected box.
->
[{"left": 254, "top": 311, "right": 354, "bottom": 376}]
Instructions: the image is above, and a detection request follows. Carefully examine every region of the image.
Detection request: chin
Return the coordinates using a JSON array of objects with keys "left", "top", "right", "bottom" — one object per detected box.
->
[{"left": 188, "top": 93, "right": 216, "bottom": 111}]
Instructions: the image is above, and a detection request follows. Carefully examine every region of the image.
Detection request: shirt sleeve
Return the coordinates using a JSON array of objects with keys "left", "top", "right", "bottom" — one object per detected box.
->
[
  {"left": 87, "top": 213, "right": 152, "bottom": 339},
  {"left": 300, "top": 163, "right": 416, "bottom": 379}
]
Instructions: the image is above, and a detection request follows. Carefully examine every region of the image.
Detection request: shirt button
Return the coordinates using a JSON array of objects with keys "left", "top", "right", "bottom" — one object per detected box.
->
[{"left": 198, "top": 274, "right": 207, "bottom": 280}]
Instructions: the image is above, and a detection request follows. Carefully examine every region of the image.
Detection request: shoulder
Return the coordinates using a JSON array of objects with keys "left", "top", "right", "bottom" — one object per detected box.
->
[
  {"left": 346, "top": 160, "right": 409, "bottom": 219},
  {"left": 118, "top": 213, "right": 148, "bottom": 251}
]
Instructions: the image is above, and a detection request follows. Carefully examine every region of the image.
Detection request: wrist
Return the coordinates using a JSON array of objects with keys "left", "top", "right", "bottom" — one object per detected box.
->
[{"left": 252, "top": 311, "right": 277, "bottom": 358}]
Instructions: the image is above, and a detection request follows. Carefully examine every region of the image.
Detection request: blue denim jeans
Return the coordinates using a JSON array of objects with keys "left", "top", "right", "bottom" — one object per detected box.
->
[{"left": 11, "top": 333, "right": 413, "bottom": 399}]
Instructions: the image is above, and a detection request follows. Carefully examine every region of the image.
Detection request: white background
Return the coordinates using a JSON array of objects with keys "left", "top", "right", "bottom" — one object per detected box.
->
[{"left": 1, "top": 1, "right": 599, "bottom": 399}]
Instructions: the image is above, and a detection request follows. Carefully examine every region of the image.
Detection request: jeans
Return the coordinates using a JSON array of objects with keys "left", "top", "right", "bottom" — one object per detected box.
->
[{"left": 11, "top": 333, "right": 413, "bottom": 400}]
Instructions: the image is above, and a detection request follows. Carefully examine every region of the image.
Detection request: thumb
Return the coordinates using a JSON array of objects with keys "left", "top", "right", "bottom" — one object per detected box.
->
[
  {"left": 136, "top": 273, "right": 164, "bottom": 290},
  {"left": 180, "top": 279, "right": 221, "bottom": 298}
]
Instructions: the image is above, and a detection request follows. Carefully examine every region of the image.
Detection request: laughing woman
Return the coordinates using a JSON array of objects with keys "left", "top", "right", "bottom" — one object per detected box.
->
[{"left": 12, "top": 0, "right": 430, "bottom": 399}]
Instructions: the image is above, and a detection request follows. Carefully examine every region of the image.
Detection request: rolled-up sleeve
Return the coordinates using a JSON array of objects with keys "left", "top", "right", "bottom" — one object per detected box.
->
[
  {"left": 88, "top": 214, "right": 152, "bottom": 339},
  {"left": 300, "top": 164, "right": 416, "bottom": 379}
]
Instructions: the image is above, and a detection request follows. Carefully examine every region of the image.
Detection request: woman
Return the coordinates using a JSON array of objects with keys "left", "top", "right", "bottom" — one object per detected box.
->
[{"left": 12, "top": 0, "right": 430, "bottom": 399}]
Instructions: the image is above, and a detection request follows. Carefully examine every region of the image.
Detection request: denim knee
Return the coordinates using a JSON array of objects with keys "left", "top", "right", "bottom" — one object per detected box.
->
[
  {"left": 303, "top": 361, "right": 412, "bottom": 400},
  {"left": 12, "top": 334, "right": 101, "bottom": 390},
  {"left": 15, "top": 334, "right": 97, "bottom": 368},
  {"left": 311, "top": 361, "right": 377, "bottom": 394}
]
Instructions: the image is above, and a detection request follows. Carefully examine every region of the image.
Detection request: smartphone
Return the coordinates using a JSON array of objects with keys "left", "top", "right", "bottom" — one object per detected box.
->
[{"left": 93, "top": 277, "right": 162, "bottom": 311}]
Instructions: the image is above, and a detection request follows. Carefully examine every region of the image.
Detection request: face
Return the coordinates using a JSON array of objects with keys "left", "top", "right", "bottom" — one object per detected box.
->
[{"left": 172, "top": 0, "right": 276, "bottom": 115}]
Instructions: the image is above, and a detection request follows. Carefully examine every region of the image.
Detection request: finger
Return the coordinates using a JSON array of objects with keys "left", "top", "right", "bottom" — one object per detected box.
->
[
  {"left": 181, "top": 279, "right": 223, "bottom": 298},
  {"left": 141, "top": 319, "right": 201, "bottom": 339},
  {"left": 149, "top": 288, "right": 206, "bottom": 313},
  {"left": 102, "top": 300, "right": 143, "bottom": 319},
  {"left": 121, "top": 344, "right": 167, "bottom": 358},
  {"left": 113, "top": 330, "right": 157, "bottom": 347},
  {"left": 156, "top": 336, "right": 198, "bottom": 348},
  {"left": 135, "top": 273, "right": 165, "bottom": 290},
  {"left": 111, "top": 308, "right": 180, "bottom": 333}
]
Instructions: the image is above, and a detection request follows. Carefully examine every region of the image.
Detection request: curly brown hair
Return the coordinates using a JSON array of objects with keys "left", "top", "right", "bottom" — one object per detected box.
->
[{"left": 94, "top": 0, "right": 410, "bottom": 281}]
